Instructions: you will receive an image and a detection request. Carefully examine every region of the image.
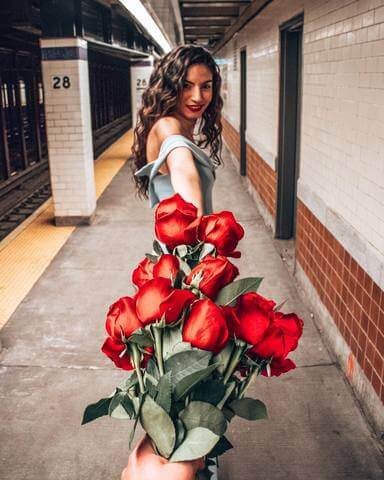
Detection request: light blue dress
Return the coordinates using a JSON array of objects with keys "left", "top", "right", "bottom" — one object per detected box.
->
[{"left": 134, "top": 135, "right": 216, "bottom": 214}]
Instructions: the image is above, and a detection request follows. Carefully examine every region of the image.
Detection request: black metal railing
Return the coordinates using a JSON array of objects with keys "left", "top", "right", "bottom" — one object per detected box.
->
[
  {"left": 88, "top": 49, "right": 132, "bottom": 157},
  {"left": 0, "top": 46, "right": 48, "bottom": 196}
]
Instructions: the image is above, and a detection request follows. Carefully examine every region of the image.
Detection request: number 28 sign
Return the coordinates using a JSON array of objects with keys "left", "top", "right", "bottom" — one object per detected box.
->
[{"left": 52, "top": 76, "right": 71, "bottom": 89}]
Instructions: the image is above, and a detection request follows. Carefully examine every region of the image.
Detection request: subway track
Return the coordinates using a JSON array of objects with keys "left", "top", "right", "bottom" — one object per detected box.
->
[{"left": 0, "top": 181, "right": 51, "bottom": 242}]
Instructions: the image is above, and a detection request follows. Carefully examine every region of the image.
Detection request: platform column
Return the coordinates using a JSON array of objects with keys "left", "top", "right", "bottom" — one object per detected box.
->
[{"left": 40, "top": 37, "right": 96, "bottom": 226}]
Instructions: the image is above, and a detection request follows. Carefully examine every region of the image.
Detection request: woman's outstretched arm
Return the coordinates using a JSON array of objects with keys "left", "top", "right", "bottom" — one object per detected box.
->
[
  {"left": 167, "top": 146, "right": 204, "bottom": 216},
  {"left": 154, "top": 117, "right": 204, "bottom": 216}
]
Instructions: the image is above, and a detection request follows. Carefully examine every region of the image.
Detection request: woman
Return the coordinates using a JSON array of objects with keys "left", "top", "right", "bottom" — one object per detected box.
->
[
  {"left": 132, "top": 44, "right": 223, "bottom": 217},
  {"left": 125, "top": 45, "right": 224, "bottom": 479}
]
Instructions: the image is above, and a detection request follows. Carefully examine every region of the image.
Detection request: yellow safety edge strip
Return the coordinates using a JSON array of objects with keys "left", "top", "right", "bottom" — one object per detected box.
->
[{"left": 0, "top": 129, "right": 133, "bottom": 330}]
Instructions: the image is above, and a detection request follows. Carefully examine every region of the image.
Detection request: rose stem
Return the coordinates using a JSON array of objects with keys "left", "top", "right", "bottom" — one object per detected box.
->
[
  {"left": 153, "top": 326, "right": 165, "bottom": 376},
  {"left": 223, "top": 345, "right": 245, "bottom": 384},
  {"left": 131, "top": 343, "right": 145, "bottom": 394},
  {"left": 239, "top": 367, "right": 258, "bottom": 399}
]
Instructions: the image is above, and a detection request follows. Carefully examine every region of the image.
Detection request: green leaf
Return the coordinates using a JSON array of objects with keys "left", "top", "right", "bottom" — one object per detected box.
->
[
  {"left": 177, "top": 257, "right": 192, "bottom": 275},
  {"left": 145, "top": 253, "right": 158, "bottom": 263},
  {"left": 170, "top": 341, "right": 193, "bottom": 357},
  {"left": 222, "top": 406, "right": 235, "bottom": 422},
  {"left": 128, "top": 330, "right": 154, "bottom": 347},
  {"left": 117, "top": 371, "right": 138, "bottom": 392},
  {"left": 129, "top": 394, "right": 144, "bottom": 448},
  {"left": 169, "top": 427, "right": 220, "bottom": 462},
  {"left": 174, "top": 363, "right": 220, "bottom": 401},
  {"left": 274, "top": 299, "right": 287, "bottom": 312},
  {"left": 229, "top": 398, "right": 268, "bottom": 420},
  {"left": 215, "top": 277, "right": 263, "bottom": 306},
  {"left": 208, "top": 435, "right": 233, "bottom": 458},
  {"left": 82, "top": 397, "right": 112, "bottom": 425},
  {"left": 156, "top": 372, "right": 172, "bottom": 413},
  {"left": 153, "top": 239, "right": 165, "bottom": 255},
  {"left": 162, "top": 327, "right": 183, "bottom": 359},
  {"left": 173, "top": 244, "right": 189, "bottom": 258},
  {"left": 144, "top": 374, "right": 158, "bottom": 399},
  {"left": 164, "top": 350, "right": 212, "bottom": 388},
  {"left": 140, "top": 395, "right": 176, "bottom": 458},
  {"left": 198, "top": 242, "right": 216, "bottom": 260},
  {"left": 191, "top": 378, "right": 226, "bottom": 405},
  {"left": 146, "top": 358, "right": 160, "bottom": 380},
  {"left": 109, "top": 392, "right": 134, "bottom": 419},
  {"left": 173, "top": 270, "right": 185, "bottom": 289},
  {"left": 175, "top": 418, "right": 186, "bottom": 449},
  {"left": 179, "top": 401, "right": 227, "bottom": 436}
]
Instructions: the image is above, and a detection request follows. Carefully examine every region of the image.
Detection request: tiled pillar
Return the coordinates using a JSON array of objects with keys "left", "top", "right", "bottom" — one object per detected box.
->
[{"left": 41, "top": 38, "right": 96, "bottom": 226}]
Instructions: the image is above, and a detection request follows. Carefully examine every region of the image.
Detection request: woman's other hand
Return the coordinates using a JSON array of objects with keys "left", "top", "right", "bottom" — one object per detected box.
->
[{"left": 121, "top": 436, "right": 205, "bottom": 480}]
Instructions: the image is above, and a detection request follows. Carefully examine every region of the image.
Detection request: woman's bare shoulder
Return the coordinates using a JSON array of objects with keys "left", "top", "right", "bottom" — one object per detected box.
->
[
  {"left": 146, "top": 117, "right": 184, "bottom": 165},
  {"left": 150, "top": 116, "right": 184, "bottom": 143}
]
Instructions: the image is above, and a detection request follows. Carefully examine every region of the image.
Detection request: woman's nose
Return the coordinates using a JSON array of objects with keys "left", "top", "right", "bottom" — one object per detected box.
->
[{"left": 191, "top": 87, "right": 203, "bottom": 102}]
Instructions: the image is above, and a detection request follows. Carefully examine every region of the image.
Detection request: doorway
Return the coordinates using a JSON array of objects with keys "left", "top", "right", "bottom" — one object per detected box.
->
[
  {"left": 240, "top": 47, "right": 247, "bottom": 176},
  {"left": 276, "top": 14, "right": 303, "bottom": 239}
]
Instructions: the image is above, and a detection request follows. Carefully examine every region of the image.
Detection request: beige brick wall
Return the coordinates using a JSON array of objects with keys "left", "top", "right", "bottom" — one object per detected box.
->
[{"left": 217, "top": 0, "right": 384, "bottom": 287}]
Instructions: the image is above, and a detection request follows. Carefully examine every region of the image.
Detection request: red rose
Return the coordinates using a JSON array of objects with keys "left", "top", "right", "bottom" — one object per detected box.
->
[
  {"left": 153, "top": 254, "right": 180, "bottom": 281},
  {"left": 249, "top": 312, "right": 303, "bottom": 360},
  {"left": 155, "top": 194, "right": 200, "bottom": 250},
  {"left": 132, "top": 258, "right": 154, "bottom": 288},
  {"left": 106, "top": 296, "right": 142, "bottom": 341},
  {"left": 261, "top": 357, "right": 296, "bottom": 377},
  {"left": 198, "top": 211, "right": 244, "bottom": 258},
  {"left": 132, "top": 254, "right": 180, "bottom": 288},
  {"left": 101, "top": 336, "right": 134, "bottom": 370},
  {"left": 185, "top": 255, "right": 239, "bottom": 299},
  {"left": 224, "top": 292, "right": 275, "bottom": 345},
  {"left": 182, "top": 298, "right": 229, "bottom": 353},
  {"left": 135, "top": 277, "right": 196, "bottom": 326}
]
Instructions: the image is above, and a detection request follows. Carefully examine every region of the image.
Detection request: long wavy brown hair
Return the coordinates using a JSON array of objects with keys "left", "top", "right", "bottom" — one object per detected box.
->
[{"left": 131, "top": 45, "right": 223, "bottom": 199}]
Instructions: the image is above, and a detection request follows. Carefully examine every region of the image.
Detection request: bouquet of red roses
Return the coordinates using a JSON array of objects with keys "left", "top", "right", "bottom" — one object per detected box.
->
[{"left": 83, "top": 193, "right": 303, "bottom": 473}]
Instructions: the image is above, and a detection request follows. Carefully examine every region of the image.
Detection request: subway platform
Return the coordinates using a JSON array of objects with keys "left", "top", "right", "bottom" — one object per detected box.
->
[{"left": 0, "top": 133, "right": 383, "bottom": 480}]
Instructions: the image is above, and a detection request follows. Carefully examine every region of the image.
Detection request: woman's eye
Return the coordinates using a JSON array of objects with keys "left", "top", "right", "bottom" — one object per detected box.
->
[
  {"left": 183, "top": 84, "right": 191, "bottom": 90},
  {"left": 203, "top": 84, "right": 212, "bottom": 90}
]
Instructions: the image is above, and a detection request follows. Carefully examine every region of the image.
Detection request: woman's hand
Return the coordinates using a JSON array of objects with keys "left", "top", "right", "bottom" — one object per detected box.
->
[{"left": 121, "top": 436, "right": 205, "bottom": 480}]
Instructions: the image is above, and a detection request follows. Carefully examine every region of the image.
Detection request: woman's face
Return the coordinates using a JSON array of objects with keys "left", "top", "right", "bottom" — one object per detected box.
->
[{"left": 177, "top": 63, "right": 213, "bottom": 121}]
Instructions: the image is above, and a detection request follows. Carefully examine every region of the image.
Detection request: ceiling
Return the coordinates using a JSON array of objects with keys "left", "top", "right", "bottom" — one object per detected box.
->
[{"left": 178, "top": 0, "right": 251, "bottom": 49}]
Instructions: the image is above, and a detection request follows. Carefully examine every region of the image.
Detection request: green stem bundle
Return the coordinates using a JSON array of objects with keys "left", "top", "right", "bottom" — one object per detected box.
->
[
  {"left": 131, "top": 343, "right": 145, "bottom": 394},
  {"left": 152, "top": 326, "right": 165, "bottom": 376},
  {"left": 223, "top": 344, "right": 246, "bottom": 384}
]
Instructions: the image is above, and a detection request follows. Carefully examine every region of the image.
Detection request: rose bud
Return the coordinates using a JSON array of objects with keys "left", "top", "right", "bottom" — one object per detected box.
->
[
  {"left": 182, "top": 298, "right": 229, "bottom": 353},
  {"left": 132, "top": 257, "right": 154, "bottom": 288},
  {"left": 135, "top": 277, "right": 196, "bottom": 326},
  {"left": 101, "top": 336, "right": 134, "bottom": 370},
  {"left": 132, "top": 254, "right": 180, "bottom": 288},
  {"left": 155, "top": 193, "right": 200, "bottom": 250},
  {"left": 101, "top": 337, "right": 152, "bottom": 371},
  {"left": 261, "top": 357, "right": 296, "bottom": 377},
  {"left": 185, "top": 255, "right": 239, "bottom": 299},
  {"left": 224, "top": 292, "right": 275, "bottom": 345},
  {"left": 250, "top": 312, "right": 304, "bottom": 360},
  {"left": 106, "top": 296, "right": 143, "bottom": 341},
  {"left": 198, "top": 211, "right": 244, "bottom": 258}
]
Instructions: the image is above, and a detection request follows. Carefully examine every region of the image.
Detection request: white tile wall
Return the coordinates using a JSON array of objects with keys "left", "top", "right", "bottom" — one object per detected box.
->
[
  {"left": 217, "top": 0, "right": 384, "bottom": 279},
  {"left": 41, "top": 38, "right": 96, "bottom": 220}
]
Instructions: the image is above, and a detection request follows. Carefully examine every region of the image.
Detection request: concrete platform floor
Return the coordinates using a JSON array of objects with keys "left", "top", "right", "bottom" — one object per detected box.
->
[{"left": 1, "top": 143, "right": 383, "bottom": 479}]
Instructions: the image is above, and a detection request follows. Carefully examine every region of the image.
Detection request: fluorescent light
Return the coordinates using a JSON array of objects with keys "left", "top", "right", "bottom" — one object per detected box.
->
[{"left": 119, "top": 0, "right": 172, "bottom": 53}]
